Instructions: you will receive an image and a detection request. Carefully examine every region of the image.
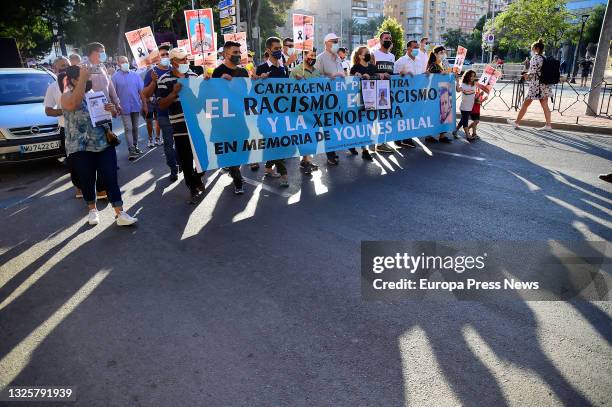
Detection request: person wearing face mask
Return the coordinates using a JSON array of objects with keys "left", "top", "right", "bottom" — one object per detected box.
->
[
  {"left": 282, "top": 37, "right": 299, "bottom": 72},
  {"left": 45, "top": 56, "right": 83, "bottom": 195},
  {"left": 111, "top": 56, "right": 146, "bottom": 159},
  {"left": 255, "top": 37, "right": 291, "bottom": 186},
  {"left": 392, "top": 40, "right": 422, "bottom": 148},
  {"left": 416, "top": 37, "right": 430, "bottom": 74},
  {"left": 61, "top": 65, "right": 138, "bottom": 226},
  {"left": 314, "top": 33, "right": 346, "bottom": 165},
  {"left": 371, "top": 31, "right": 397, "bottom": 154},
  {"left": 211, "top": 40, "right": 249, "bottom": 194},
  {"left": 85, "top": 42, "right": 122, "bottom": 120},
  {"left": 425, "top": 46, "right": 452, "bottom": 143},
  {"left": 290, "top": 49, "right": 322, "bottom": 174},
  {"left": 143, "top": 44, "right": 177, "bottom": 180},
  {"left": 338, "top": 47, "right": 350, "bottom": 74},
  {"left": 157, "top": 47, "right": 203, "bottom": 203}
]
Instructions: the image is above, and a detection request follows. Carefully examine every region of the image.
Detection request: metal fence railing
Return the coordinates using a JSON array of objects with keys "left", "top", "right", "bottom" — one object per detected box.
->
[{"left": 456, "top": 76, "right": 612, "bottom": 124}]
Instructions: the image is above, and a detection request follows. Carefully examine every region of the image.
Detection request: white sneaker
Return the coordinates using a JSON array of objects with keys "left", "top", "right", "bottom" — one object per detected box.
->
[
  {"left": 116, "top": 211, "right": 138, "bottom": 226},
  {"left": 148, "top": 140, "right": 155, "bottom": 148},
  {"left": 536, "top": 125, "right": 552, "bottom": 131},
  {"left": 88, "top": 209, "right": 100, "bottom": 225},
  {"left": 506, "top": 118, "right": 521, "bottom": 129}
]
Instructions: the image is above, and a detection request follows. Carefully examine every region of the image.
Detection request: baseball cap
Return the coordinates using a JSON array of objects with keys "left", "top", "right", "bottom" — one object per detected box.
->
[
  {"left": 169, "top": 47, "right": 188, "bottom": 60},
  {"left": 323, "top": 33, "right": 340, "bottom": 43}
]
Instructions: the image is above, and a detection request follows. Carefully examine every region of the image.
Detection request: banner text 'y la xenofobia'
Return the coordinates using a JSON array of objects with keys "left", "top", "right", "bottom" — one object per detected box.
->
[{"left": 179, "top": 74, "right": 456, "bottom": 171}]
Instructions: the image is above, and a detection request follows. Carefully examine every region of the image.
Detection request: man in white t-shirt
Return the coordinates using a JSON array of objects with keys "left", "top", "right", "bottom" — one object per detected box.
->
[
  {"left": 393, "top": 40, "right": 423, "bottom": 148},
  {"left": 44, "top": 56, "right": 81, "bottom": 196},
  {"left": 394, "top": 40, "right": 423, "bottom": 76},
  {"left": 371, "top": 31, "right": 397, "bottom": 153},
  {"left": 415, "top": 37, "right": 429, "bottom": 73}
]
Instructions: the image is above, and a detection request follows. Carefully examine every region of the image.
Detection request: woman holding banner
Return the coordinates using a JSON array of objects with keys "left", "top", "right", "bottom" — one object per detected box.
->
[
  {"left": 507, "top": 39, "right": 552, "bottom": 131},
  {"left": 348, "top": 46, "right": 377, "bottom": 161},
  {"left": 426, "top": 46, "right": 452, "bottom": 143}
]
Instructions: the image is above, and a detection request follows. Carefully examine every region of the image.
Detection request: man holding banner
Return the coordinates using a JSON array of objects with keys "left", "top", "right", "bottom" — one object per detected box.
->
[
  {"left": 157, "top": 48, "right": 203, "bottom": 202},
  {"left": 211, "top": 41, "right": 249, "bottom": 195},
  {"left": 255, "top": 37, "right": 291, "bottom": 187}
]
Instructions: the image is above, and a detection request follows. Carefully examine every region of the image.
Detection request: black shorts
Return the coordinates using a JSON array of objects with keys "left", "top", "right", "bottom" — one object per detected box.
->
[
  {"left": 142, "top": 110, "right": 157, "bottom": 121},
  {"left": 470, "top": 113, "right": 480, "bottom": 121}
]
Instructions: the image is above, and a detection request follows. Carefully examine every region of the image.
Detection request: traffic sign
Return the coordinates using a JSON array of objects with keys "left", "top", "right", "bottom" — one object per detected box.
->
[
  {"left": 221, "top": 25, "right": 237, "bottom": 34},
  {"left": 220, "top": 6, "right": 236, "bottom": 19},
  {"left": 486, "top": 34, "right": 495, "bottom": 45},
  {"left": 218, "top": 0, "right": 234, "bottom": 9},
  {"left": 220, "top": 16, "right": 237, "bottom": 27}
]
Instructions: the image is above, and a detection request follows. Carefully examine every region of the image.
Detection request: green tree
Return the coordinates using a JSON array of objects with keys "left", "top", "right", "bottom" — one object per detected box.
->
[
  {"left": 441, "top": 28, "right": 469, "bottom": 51},
  {"left": 376, "top": 17, "right": 404, "bottom": 60},
  {"left": 564, "top": 4, "right": 606, "bottom": 46},
  {"left": 493, "top": 0, "right": 571, "bottom": 53}
]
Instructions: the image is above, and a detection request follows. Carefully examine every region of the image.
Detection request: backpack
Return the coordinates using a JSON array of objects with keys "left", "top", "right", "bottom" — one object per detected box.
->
[{"left": 540, "top": 56, "right": 560, "bottom": 85}]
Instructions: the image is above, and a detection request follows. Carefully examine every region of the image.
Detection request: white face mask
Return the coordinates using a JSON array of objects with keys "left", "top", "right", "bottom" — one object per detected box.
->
[
  {"left": 160, "top": 57, "right": 170, "bottom": 67},
  {"left": 177, "top": 63, "right": 189, "bottom": 74},
  {"left": 330, "top": 43, "right": 339, "bottom": 54},
  {"left": 286, "top": 47, "right": 295, "bottom": 56},
  {"left": 530, "top": 50, "right": 535, "bottom": 57},
  {"left": 120, "top": 62, "right": 130, "bottom": 72}
]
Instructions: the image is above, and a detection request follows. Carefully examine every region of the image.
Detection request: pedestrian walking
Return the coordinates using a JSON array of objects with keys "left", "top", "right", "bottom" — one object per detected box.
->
[
  {"left": 579, "top": 57, "right": 594, "bottom": 88},
  {"left": 255, "top": 37, "right": 291, "bottom": 186},
  {"left": 467, "top": 88, "right": 487, "bottom": 140},
  {"left": 61, "top": 65, "right": 137, "bottom": 226},
  {"left": 290, "top": 49, "right": 323, "bottom": 173},
  {"left": 371, "top": 31, "right": 397, "bottom": 153},
  {"left": 507, "top": 39, "right": 553, "bottom": 131},
  {"left": 211, "top": 40, "right": 248, "bottom": 195},
  {"left": 157, "top": 47, "right": 204, "bottom": 203},
  {"left": 393, "top": 39, "right": 423, "bottom": 148},
  {"left": 111, "top": 56, "right": 146, "bottom": 159},
  {"left": 314, "top": 33, "right": 350, "bottom": 164},
  {"left": 143, "top": 44, "right": 178, "bottom": 182},
  {"left": 426, "top": 46, "right": 452, "bottom": 143},
  {"left": 453, "top": 70, "right": 477, "bottom": 141}
]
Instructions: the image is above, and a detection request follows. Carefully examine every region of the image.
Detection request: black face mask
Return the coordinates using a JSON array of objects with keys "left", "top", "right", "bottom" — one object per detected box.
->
[
  {"left": 230, "top": 55, "right": 241, "bottom": 65},
  {"left": 306, "top": 58, "right": 316, "bottom": 66},
  {"left": 382, "top": 40, "right": 393, "bottom": 49},
  {"left": 363, "top": 54, "right": 371, "bottom": 63}
]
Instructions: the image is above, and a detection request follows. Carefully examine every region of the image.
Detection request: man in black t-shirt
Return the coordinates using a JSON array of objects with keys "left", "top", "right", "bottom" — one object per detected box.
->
[
  {"left": 255, "top": 37, "right": 290, "bottom": 187},
  {"left": 212, "top": 41, "right": 249, "bottom": 195}
]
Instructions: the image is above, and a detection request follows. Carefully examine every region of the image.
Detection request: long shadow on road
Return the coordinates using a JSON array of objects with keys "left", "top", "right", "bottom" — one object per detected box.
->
[{"left": 0, "top": 125, "right": 610, "bottom": 405}]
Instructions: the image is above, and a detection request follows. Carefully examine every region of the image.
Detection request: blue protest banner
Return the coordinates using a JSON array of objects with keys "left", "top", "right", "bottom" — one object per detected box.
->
[{"left": 179, "top": 74, "right": 456, "bottom": 171}]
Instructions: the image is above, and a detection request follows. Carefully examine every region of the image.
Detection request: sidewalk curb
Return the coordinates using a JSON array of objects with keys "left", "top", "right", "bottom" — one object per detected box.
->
[{"left": 479, "top": 116, "right": 612, "bottom": 135}]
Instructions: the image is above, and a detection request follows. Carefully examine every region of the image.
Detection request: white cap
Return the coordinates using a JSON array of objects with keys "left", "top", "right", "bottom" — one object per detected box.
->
[
  {"left": 323, "top": 33, "right": 340, "bottom": 43},
  {"left": 169, "top": 47, "right": 188, "bottom": 60}
]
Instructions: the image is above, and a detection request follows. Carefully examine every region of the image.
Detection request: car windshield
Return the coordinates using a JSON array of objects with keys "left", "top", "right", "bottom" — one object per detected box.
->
[{"left": 0, "top": 73, "right": 55, "bottom": 105}]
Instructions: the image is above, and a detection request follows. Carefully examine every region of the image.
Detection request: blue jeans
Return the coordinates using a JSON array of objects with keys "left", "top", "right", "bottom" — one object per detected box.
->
[
  {"left": 70, "top": 146, "right": 123, "bottom": 208},
  {"left": 157, "top": 115, "right": 177, "bottom": 175}
]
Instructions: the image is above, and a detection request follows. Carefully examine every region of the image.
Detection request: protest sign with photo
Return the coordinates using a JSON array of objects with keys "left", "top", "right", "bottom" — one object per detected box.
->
[
  {"left": 179, "top": 74, "right": 456, "bottom": 171},
  {"left": 177, "top": 39, "right": 192, "bottom": 58},
  {"left": 292, "top": 14, "right": 315, "bottom": 51},
  {"left": 184, "top": 8, "right": 216, "bottom": 55},
  {"left": 367, "top": 38, "right": 380, "bottom": 49},
  {"left": 362, "top": 80, "right": 391, "bottom": 110},
  {"left": 194, "top": 52, "right": 218, "bottom": 69},
  {"left": 478, "top": 64, "right": 502, "bottom": 92},
  {"left": 223, "top": 32, "right": 248, "bottom": 65},
  {"left": 453, "top": 46, "right": 467, "bottom": 74},
  {"left": 124, "top": 26, "right": 160, "bottom": 68}
]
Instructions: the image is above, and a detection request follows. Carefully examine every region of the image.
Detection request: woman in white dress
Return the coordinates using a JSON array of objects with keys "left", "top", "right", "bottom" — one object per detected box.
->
[{"left": 507, "top": 39, "right": 552, "bottom": 131}]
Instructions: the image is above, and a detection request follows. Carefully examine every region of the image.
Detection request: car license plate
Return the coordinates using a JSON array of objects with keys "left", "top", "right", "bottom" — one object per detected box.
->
[{"left": 20, "top": 140, "right": 61, "bottom": 154}]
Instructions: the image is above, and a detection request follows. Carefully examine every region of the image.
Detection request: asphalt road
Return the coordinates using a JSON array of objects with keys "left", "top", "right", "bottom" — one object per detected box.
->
[{"left": 1, "top": 121, "right": 611, "bottom": 406}]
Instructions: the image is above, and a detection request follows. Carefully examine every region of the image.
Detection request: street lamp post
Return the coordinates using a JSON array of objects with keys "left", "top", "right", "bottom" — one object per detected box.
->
[{"left": 570, "top": 14, "right": 589, "bottom": 84}]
